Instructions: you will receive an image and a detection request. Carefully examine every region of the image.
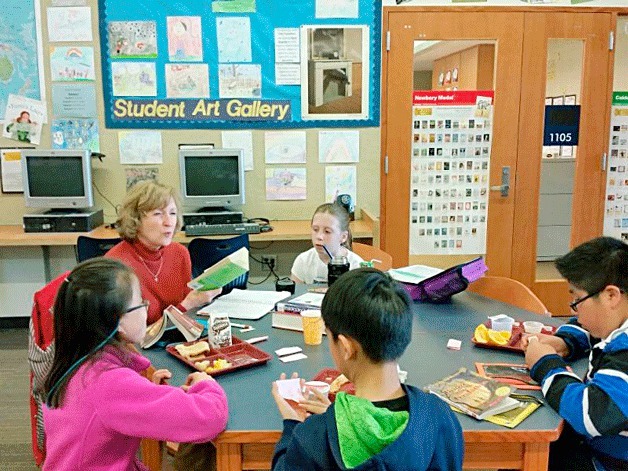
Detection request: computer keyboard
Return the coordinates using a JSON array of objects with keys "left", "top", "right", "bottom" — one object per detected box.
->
[{"left": 184, "top": 222, "right": 261, "bottom": 236}]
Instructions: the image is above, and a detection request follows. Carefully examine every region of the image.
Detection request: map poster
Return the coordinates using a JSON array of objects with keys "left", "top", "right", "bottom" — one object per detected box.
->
[{"left": 0, "top": 0, "right": 46, "bottom": 122}]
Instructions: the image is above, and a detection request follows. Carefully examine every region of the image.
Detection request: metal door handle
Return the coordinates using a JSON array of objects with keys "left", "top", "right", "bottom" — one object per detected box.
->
[{"left": 489, "top": 166, "right": 510, "bottom": 197}]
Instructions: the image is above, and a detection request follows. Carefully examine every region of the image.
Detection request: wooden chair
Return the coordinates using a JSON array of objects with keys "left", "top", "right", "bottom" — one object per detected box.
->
[
  {"left": 352, "top": 242, "right": 394, "bottom": 271},
  {"left": 467, "top": 275, "right": 550, "bottom": 316},
  {"left": 139, "top": 364, "right": 164, "bottom": 470}
]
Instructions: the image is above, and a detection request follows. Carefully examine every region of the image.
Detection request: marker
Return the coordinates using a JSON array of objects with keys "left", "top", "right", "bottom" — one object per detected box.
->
[{"left": 246, "top": 336, "right": 269, "bottom": 344}]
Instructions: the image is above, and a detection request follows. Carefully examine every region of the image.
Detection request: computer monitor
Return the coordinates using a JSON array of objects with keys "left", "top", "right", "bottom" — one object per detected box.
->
[
  {"left": 179, "top": 148, "right": 245, "bottom": 210},
  {"left": 21, "top": 149, "right": 94, "bottom": 210}
]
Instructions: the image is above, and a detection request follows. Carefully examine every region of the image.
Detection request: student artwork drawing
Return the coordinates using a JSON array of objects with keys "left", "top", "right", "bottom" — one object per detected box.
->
[
  {"left": 325, "top": 165, "right": 356, "bottom": 204},
  {"left": 107, "top": 21, "right": 157, "bottom": 59},
  {"left": 51, "top": 118, "right": 100, "bottom": 152},
  {"left": 111, "top": 62, "right": 157, "bottom": 96},
  {"left": 216, "top": 17, "right": 252, "bottom": 63},
  {"left": 318, "top": 130, "right": 359, "bottom": 163},
  {"left": 118, "top": 130, "right": 163, "bottom": 164},
  {"left": 218, "top": 64, "right": 261, "bottom": 98},
  {"left": 50, "top": 47, "right": 95, "bottom": 82},
  {"left": 265, "top": 131, "right": 307, "bottom": 164},
  {"left": 167, "top": 16, "right": 203, "bottom": 62},
  {"left": 165, "top": 64, "right": 209, "bottom": 98},
  {"left": 125, "top": 167, "right": 159, "bottom": 190},
  {"left": 315, "top": 0, "right": 358, "bottom": 18},
  {"left": 47, "top": 6, "right": 92, "bottom": 42},
  {"left": 265, "top": 168, "right": 307, "bottom": 201}
]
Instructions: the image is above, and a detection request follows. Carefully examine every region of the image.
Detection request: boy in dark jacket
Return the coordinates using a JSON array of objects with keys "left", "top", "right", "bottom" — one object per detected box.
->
[
  {"left": 271, "top": 268, "right": 464, "bottom": 470},
  {"left": 524, "top": 237, "right": 628, "bottom": 471}
]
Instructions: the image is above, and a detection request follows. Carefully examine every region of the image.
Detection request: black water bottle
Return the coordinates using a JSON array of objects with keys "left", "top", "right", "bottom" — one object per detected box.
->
[{"left": 328, "top": 255, "right": 350, "bottom": 286}]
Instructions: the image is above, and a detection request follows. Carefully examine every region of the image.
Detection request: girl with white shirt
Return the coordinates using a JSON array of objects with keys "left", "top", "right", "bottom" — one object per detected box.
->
[{"left": 291, "top": 203, "right": 363, "bottom": 284}]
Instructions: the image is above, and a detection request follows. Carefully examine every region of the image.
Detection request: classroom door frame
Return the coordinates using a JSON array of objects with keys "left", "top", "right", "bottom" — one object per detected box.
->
[
  {"left": 381, "top": 7, "right": 621, "bottom": 313},
  {"left": 380, "top": 7, "right": 525, "bottom": 277}
]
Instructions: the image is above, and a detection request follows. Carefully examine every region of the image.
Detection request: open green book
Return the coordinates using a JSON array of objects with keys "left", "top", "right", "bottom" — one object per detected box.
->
[{"left": 187, "top": 247, "right": 249, "bottom": 291}]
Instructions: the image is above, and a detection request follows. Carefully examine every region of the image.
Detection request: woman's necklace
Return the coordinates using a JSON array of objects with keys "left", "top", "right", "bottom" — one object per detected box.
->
[{"left": 138, "top": 253, "right": 164, "bottom": 282}]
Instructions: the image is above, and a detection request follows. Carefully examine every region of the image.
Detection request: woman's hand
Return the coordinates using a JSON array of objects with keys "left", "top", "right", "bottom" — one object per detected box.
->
[
  {"left": 298, "top": 386, "right": 331, "bottom": 415},
  {"left": 181, "top": 287, "right": 222, "bottom": 311},
  {"left": 151, "top": 368, "right": 172, "bottom": 385},
  {"left": 182, "top": 371, "right": 214, "bottom": 391},
  {"left": 271, "top": 372, "right": 307, "bottom": 422}
]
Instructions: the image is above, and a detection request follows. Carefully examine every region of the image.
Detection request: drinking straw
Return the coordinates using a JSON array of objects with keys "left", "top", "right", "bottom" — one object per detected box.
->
[{"left": 322, "top": 245, "right": 333, "bottom": 260}]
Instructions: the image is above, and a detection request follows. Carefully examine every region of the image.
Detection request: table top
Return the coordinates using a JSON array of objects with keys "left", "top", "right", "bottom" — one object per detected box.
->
[
  {"left": 142, "top": 290, "right": 583, "bottom": 439},
  {"left": 0, "top": 218, "right": 373, "bottom": 246}
]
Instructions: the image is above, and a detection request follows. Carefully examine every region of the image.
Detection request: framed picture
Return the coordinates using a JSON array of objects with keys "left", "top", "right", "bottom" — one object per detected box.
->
[
  {"left": 545, "top": 97, "right": 553, "bottom": 106},
  {"left": 564, "top": 94, "right": 577, "bottom": 105},
  {"left": 552, "top": 96, "right": 564, "bottom": 105}
]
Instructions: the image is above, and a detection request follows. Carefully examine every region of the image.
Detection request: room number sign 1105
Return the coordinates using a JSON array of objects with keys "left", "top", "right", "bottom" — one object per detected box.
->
[{"left": 547, "top": 132, "right": 573, "bottom": 144}]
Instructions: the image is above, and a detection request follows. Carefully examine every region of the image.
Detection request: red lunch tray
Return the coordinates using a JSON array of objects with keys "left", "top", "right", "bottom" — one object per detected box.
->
[
  {"left": 166, "top": 336, "right": 271, "bottom": 376},
  {"left": 311, "top": 368, "right": 356, "bottom": 401},
  {"left": 471, "top": 321, "right": 557, "bottom": 353}
]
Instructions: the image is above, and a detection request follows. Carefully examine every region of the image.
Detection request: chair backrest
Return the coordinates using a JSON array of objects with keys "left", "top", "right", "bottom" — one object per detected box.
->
[
  {"left": 76, "top": 235, "right": 121, "bottom": 263},
  {"left": 467, "top": 275, "right": 550, "bottom": 316},
  {"left": 28, "top": 271, "right": 69, "bottom": 466},
  {"left": 351, "top": 242, "right": 394, "bottom": 271},
  {"left": 187, "top": 235, "right": 250, "bottom": 293}
]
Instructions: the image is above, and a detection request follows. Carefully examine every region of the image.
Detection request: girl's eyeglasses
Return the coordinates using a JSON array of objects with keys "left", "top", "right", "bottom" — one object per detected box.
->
[
  {"left": 124, "top": 300, "right": 150, "bottom": 314},
  {"left": 569, "top": 290, "right": 602, "bottom": 312}
]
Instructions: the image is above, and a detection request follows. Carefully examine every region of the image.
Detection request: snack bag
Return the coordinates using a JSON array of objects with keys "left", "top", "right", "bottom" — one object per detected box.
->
[{"left": 208, "top": 312, "right": 232, "bottom": 349}]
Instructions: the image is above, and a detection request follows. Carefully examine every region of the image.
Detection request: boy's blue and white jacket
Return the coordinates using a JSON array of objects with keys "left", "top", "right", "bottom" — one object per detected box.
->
[{"left": 530, "top": 318, "right": 628, "bottom": 465}]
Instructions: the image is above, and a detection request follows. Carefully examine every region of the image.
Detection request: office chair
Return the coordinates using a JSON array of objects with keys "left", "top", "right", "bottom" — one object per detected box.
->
[
  {"left": 76, "top": 235, "right": 121, "bottom": 263},
  {"left": 352, "top": 242, "right": 394, "bottom": 271},
  {"left": 187, "top": 234, "right": 250, "bottom": 293},
  {"left": 467, "top": 275, "right": 550, "bottom": 316}
]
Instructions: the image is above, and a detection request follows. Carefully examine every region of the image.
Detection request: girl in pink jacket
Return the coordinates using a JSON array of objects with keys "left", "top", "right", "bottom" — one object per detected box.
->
[{"left": 42, "top": 258, "right": 228, "bottom": 470}]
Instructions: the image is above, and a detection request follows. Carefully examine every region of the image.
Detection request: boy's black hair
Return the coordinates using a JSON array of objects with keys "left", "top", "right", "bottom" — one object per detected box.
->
[
  {"left": 555, "top": 236, "right": 628, "bottom": 294},
  {"left": 321, "top": 267, "right": 413, "bottom": 362}
]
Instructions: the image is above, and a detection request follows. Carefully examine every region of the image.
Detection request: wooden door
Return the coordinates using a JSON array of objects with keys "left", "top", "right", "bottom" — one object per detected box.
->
[
  {"left": 512, "top": 12, "right": 613, "bottom": 314},
  {"left": 381, "top": 9, "right": 525, "bottom": 274}
]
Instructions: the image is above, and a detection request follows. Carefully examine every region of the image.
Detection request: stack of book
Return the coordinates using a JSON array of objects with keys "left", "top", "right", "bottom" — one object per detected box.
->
[{"left": 272, "top": 292, "right": 325, "bottom": 332}]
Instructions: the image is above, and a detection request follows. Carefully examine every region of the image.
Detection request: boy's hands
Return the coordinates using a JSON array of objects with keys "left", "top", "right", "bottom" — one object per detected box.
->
[
  {"left": 272, "top": 373, "right": 307, "bottom": 422},
  {"left": 299, "top": 385, "right": 331, "bottom": 415},
  {"left": 151, "top": 368, "right": 172, "bottom": 385},
  {"left": 524, "top": 336, "right": 560, "bottom": 368}
]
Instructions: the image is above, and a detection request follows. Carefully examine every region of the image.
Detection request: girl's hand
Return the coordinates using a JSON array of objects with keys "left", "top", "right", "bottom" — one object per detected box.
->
[
  {"left": 298, "top": 386, "right": 331, "bottom": 415},
  {"left": 182, "top": 371, "right": 214, "bottom": 391},
  {"left": 151, "top": 368, "right": 172, "bottom": 385},
  {"left": 271, "top": 372, "right": 307, "bottom": 422},
  {"left": 181, "top": 287, "right": 222, "bottom": 311}
]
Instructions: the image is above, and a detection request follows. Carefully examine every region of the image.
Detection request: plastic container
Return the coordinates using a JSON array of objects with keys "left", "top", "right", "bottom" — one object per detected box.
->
[
  {"left": 489, "top": 314, "right": 515, "bottom": 333},
  {"left": 523, "top": 321, "right": 544, "bottom": 334}
]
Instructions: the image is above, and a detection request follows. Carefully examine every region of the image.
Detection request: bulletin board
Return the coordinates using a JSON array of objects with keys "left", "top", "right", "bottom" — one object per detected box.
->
[{"left": 97, "top": 0, "right": 380, "bottom": 129}]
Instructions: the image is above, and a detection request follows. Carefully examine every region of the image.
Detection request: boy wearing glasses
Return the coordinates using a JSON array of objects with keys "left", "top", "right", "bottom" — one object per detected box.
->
[{"left": 524, "top": 237, "right": 627, "bottom": 471}]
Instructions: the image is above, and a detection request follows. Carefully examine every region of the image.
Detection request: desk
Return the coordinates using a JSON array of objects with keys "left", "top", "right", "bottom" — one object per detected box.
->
[
  {"left": 0, "top": 219, "right": 375, "bottom": 298},
  {"left": 143, "top": 292, "right": 583, "bottom": 471}
]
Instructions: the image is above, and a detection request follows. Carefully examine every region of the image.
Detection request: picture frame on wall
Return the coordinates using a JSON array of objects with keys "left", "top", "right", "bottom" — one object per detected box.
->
[
  {"left": 551, "top": 96, "right": 564, "bottom": 105},
  {"left": 301, "top": 24, "right": 370, "bottom": 121},
  {"left": 545, "top": 97, "right": 553, "bottom": 106},
  {"left": 0, "top": 148, "right": 28, "bottom": 193}
]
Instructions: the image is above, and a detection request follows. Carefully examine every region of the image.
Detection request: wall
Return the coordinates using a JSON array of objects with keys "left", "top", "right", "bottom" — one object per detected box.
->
[{"left": 0, "top": 0, "right": 381, "bottom": 227}]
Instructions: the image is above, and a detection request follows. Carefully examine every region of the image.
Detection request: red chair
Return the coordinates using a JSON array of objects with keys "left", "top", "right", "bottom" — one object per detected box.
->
[{"left": 28, "top": 271, "right": 68, "bottom": 466}]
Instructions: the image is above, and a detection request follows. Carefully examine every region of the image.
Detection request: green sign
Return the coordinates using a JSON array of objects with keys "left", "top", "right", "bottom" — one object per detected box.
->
[{"left": 612, "top": 92, "right": 628, "bottom": 106}]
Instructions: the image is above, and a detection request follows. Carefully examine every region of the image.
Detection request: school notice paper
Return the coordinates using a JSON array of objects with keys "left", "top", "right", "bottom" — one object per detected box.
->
[{"left": 198, "top": 288, "right": 291, "bottom": 320}]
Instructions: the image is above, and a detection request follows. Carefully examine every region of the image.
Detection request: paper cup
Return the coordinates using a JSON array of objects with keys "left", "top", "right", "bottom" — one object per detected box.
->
[
  {"left": 489, "top": 314, "right": 515, "bottom": 333},
  {"left": 523, "top": 321, "right": 544, "bottom": 334},
  {"left": 301, "top": 310, "right": 323, "bottom": 345}
]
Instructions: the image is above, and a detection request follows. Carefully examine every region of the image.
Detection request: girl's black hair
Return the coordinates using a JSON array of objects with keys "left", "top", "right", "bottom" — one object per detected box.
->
[{"left": 43, "top": 257, "right": 136, "bottom": 408}]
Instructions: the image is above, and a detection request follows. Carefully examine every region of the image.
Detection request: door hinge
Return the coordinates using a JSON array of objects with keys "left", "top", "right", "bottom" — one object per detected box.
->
[
  {"left": 609, "top": 31, "right": 614, "bottom": 51},
  {"left": 384, "top": 155, "right": 389, "bottom": 175},
  {"left": 601, "top": 152, "right": 607, "bottom": 171},
  {"left": 386, "top": 31, "right": 390, "bottom": 51}
]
